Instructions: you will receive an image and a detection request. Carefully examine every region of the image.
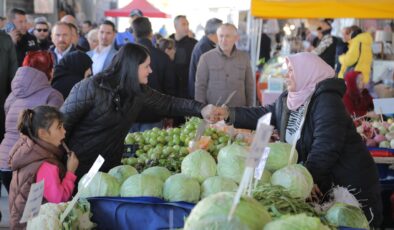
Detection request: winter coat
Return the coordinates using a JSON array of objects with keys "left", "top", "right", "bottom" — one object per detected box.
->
[
  {"left": 195, "top": 46, "right": 254, "bottom": 107},
  {"left": 134, "top": 38, "right": 177, "bottom": 123},
  {"left": 169, "top": 34, "right": 197, "bottom": 99},
  {"left": 339, "top": 32, "right": 373, "bottom": 84},
  {"left": 0, "top": 31, "right": 18, "bottom": 141},
  {"left": 228, "top": 78, "right": 382, "bottom": 226},
  {"left": 312, "top": 30, "right": 337, "bottom": 68},
  {"left": 8, "top": 135, "right": 66, "bottom": 230},
  {"left": 52, "top": 50, "right": 93, "bottom": 99},
  {"left": 0, "top": 67, "right": 64, "bottom": 170},
  {"left": 188, "top": 35, "right": 216, "bottom": 98},
  {"left": 61, "top": 75, "right": 204, "bottom": 179}
]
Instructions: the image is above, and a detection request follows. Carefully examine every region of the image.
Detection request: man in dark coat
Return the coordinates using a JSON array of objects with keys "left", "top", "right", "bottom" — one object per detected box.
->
[
  {"left": 0, "top": 31, "right": 18, "bottom": 141},
  {"left": 188, "top": 18, "right": 222, "bottom": 99},
  {"left": 33, "top": 21, "right": 52, "bottom": 50},
  {"left": 131, "top": 17, "right": 177, "bottom": 131},
  {"left": 169, "top": 15, "right": 197, "bottom": 99}
]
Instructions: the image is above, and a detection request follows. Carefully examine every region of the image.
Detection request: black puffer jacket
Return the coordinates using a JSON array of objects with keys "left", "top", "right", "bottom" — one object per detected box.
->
[
  {"left": 61, "top": 75, "right": 204, "bottom": 178},
  {"left": 229, "top": 78, "right": 382, "bottom": 226}
]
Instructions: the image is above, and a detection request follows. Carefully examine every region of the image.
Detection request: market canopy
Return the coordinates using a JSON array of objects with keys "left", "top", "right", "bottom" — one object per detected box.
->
[
  {"left": 104, "top": 0, "right": 170, "bottom": 18},
  {"left": 251, "top": 0, "right": 394, "bottom": 19}
]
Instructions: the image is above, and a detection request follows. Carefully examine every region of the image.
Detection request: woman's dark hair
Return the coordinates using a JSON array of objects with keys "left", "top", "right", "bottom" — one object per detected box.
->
[
  {"left": 17, "top": 106, "right": 63, "bottom": 142},
  {"left": 99, "top": 43, "right": 150, "bottom": 96},
  {"left": 157, "top": 38, "right": 175, "bottom": 52},
  {"left": 350, "top": 25, "right": 362, "bottom": 39}
]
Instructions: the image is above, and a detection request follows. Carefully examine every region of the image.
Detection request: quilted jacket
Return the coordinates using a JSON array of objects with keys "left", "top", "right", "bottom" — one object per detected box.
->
[{"left": 61, "top": 75, "right": 204, "bottom": 178}]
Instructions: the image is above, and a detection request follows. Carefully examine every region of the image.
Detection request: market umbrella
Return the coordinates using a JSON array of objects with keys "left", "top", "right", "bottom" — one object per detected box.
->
[{"left": 104, "top": 0, "right": 170, "bottom": 18}]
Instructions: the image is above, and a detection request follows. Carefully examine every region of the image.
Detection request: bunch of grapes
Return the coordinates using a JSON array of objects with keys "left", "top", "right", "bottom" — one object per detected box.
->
[{"left": 122, "top": 117, "right": 243, "bottom": 172}]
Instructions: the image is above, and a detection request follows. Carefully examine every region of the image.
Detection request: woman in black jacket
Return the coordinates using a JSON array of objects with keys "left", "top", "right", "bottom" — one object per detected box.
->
[
  {"left": 60, "top": 43, "right": 206, "bottom": 180},
  {"left": 210, "top": 52, "right": 382, "bottom": 227},
  {"left": 52, "top": 50, "right": 93, "bottom": 99}
]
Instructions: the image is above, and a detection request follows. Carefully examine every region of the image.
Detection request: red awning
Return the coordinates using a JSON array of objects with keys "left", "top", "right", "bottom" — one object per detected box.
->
[{"left": 104, "top": 0, "right": 170, "bottom": 18}]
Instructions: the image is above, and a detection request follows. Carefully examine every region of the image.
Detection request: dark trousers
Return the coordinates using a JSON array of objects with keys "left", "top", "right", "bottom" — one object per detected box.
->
[{"left": 0, "top": 170, "right": 12, "bottom": 194}]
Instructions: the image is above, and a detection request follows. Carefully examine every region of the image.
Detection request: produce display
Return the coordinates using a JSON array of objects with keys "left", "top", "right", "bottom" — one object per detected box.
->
[
  {"left": 356, "top": 119, "right": 394, "bottom": 149},
  {"left": 122, "top": 117, "right": 241, "bottom": 172},
  {"left": 73, "top": 118, "right": 373, "bottom": 230}
]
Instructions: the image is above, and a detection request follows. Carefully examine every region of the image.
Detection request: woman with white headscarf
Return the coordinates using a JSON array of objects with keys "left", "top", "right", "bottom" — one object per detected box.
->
[{"left": 207, "top": 52, "right": 382, "bottom": 227}]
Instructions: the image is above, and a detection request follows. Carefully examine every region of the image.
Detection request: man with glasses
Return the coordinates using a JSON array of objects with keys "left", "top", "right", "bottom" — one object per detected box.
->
[{"left": 33, "top": 21, "right": 52, "bottom": 50}]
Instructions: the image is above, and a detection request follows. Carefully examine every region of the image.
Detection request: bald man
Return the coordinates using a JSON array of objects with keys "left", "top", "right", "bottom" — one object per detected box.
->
[
  {"left": 61, "top": 14, "right": 90, "bottom": 51},
  {"left": 195, "top": 23, "right": 254, "bottom": 107}
]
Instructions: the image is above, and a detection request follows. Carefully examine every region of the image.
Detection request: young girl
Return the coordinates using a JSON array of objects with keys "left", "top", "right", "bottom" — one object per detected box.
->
[{"left": 8, "top": 106, "right": 79, "bottom": 229}]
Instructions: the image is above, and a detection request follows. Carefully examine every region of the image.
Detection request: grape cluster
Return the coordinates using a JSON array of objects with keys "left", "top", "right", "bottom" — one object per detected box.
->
[{"left": 122, "top": 117, "right": 244, "bottom": 172}]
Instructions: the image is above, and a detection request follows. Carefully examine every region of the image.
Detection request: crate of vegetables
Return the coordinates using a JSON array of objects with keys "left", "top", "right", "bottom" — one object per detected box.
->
[{"left": 356, "top": 120, "right": 394, "bottom": 150}]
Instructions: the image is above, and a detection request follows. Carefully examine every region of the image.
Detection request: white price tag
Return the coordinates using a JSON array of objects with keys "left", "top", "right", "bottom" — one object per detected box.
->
[
  {"left": 247, "top": 113, "right": 273, "bottom": 168},
  {"left": 60, "top": 155, "right": 105, "bottom": 223},
  {"left": 20, "top": 180, "right": 45, "bottom": 223},
  {"left": 254, "top": 147, "right": 271, "bottom": 180}
]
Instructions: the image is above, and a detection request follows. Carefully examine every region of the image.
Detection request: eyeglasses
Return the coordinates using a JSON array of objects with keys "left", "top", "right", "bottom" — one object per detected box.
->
[{"left": 36, "top": 28, "right": 48, "bottom": 32}]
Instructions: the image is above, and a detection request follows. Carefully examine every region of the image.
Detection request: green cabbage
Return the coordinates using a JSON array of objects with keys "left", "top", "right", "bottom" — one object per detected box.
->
[
  {"left": 271, "top": 164, "right": 313, "bottom": 199},
  {"left": 266, "top": 142, "right": 298, "bottom": 172},
  {"left": 142, "top": 166, "right": 172, "bottom": 182},
  {"left": 257, "top": 170, "right": 272, "bottom": 186},
  {"left": 163, "top": 173, "right": 200, "bottom": 203},
  {"left": 325, "top": 203, "right": 369, "bottom": 229},
  {"left": 264, "top": 214, "right": 330, "bottom": 230},
  {"left": 184, "top": 192, "right": 271, "bottom": 230},
  {"left": 217, "top": 144, "right": 248, "bottom": 183},
  {"left": 78, "top": 172, "right": 120, "bottom": 198},
  {"left": 181, "top": 149, "right": 217, "bottom": 183},
  {"left": 201, "top": 176, "right": 238, "bottom": 198},
  {"left": 120, "top": 174, "right": 163, "bottom": 198},
  {"left": 108, "top": 165, "right": 138, "bottom": 184}
]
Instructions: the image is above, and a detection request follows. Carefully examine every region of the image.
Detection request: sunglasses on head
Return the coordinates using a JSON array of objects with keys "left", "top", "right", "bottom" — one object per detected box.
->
[{"left": 36, "top": 28, "right": 48, "bottom": 32}]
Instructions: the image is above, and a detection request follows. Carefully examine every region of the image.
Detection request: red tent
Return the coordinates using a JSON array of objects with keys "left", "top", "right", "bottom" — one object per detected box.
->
[{"left": 104, "top": 0, "right": 170, "bottom": 18}]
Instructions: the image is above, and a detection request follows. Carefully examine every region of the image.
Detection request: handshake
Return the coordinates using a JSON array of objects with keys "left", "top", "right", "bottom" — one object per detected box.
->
[{"left": 201, "top": 104, "right": 230, "bottom": 124}]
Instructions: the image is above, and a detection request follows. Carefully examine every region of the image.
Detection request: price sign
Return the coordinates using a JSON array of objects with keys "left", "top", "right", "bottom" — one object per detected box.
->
[{"left": 20, "top": 180, "right": 45, "bottom": 223}]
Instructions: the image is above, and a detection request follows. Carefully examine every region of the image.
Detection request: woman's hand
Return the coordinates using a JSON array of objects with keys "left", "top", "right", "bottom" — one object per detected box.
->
[
  {"left": 67, "top": 151, "right": 79, "bottom": 173},
  {"left": 201, "top": 104, "right": 229, "bottom": 123},
  {"left": 308, "top": 184, "right": 323, "bottom": 202}
]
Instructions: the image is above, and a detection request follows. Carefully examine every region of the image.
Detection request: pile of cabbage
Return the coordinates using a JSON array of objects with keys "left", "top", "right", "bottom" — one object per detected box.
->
[
  {"left": 27, "top": 199, "right": 95, "bottom": 230},
  {"left": 78, "top": 141, "right": 370, "bottom": 230}
]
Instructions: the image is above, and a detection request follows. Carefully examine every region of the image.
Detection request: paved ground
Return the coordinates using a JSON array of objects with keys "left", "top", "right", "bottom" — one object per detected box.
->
[{"left": 0, "top": 185, "right": 9, "bottom": 229}]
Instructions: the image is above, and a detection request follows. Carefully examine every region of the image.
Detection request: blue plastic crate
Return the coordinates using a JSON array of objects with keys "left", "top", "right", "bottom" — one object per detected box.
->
[{"left": 88, "top": 196, "right": 194, "bottom": 230}]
